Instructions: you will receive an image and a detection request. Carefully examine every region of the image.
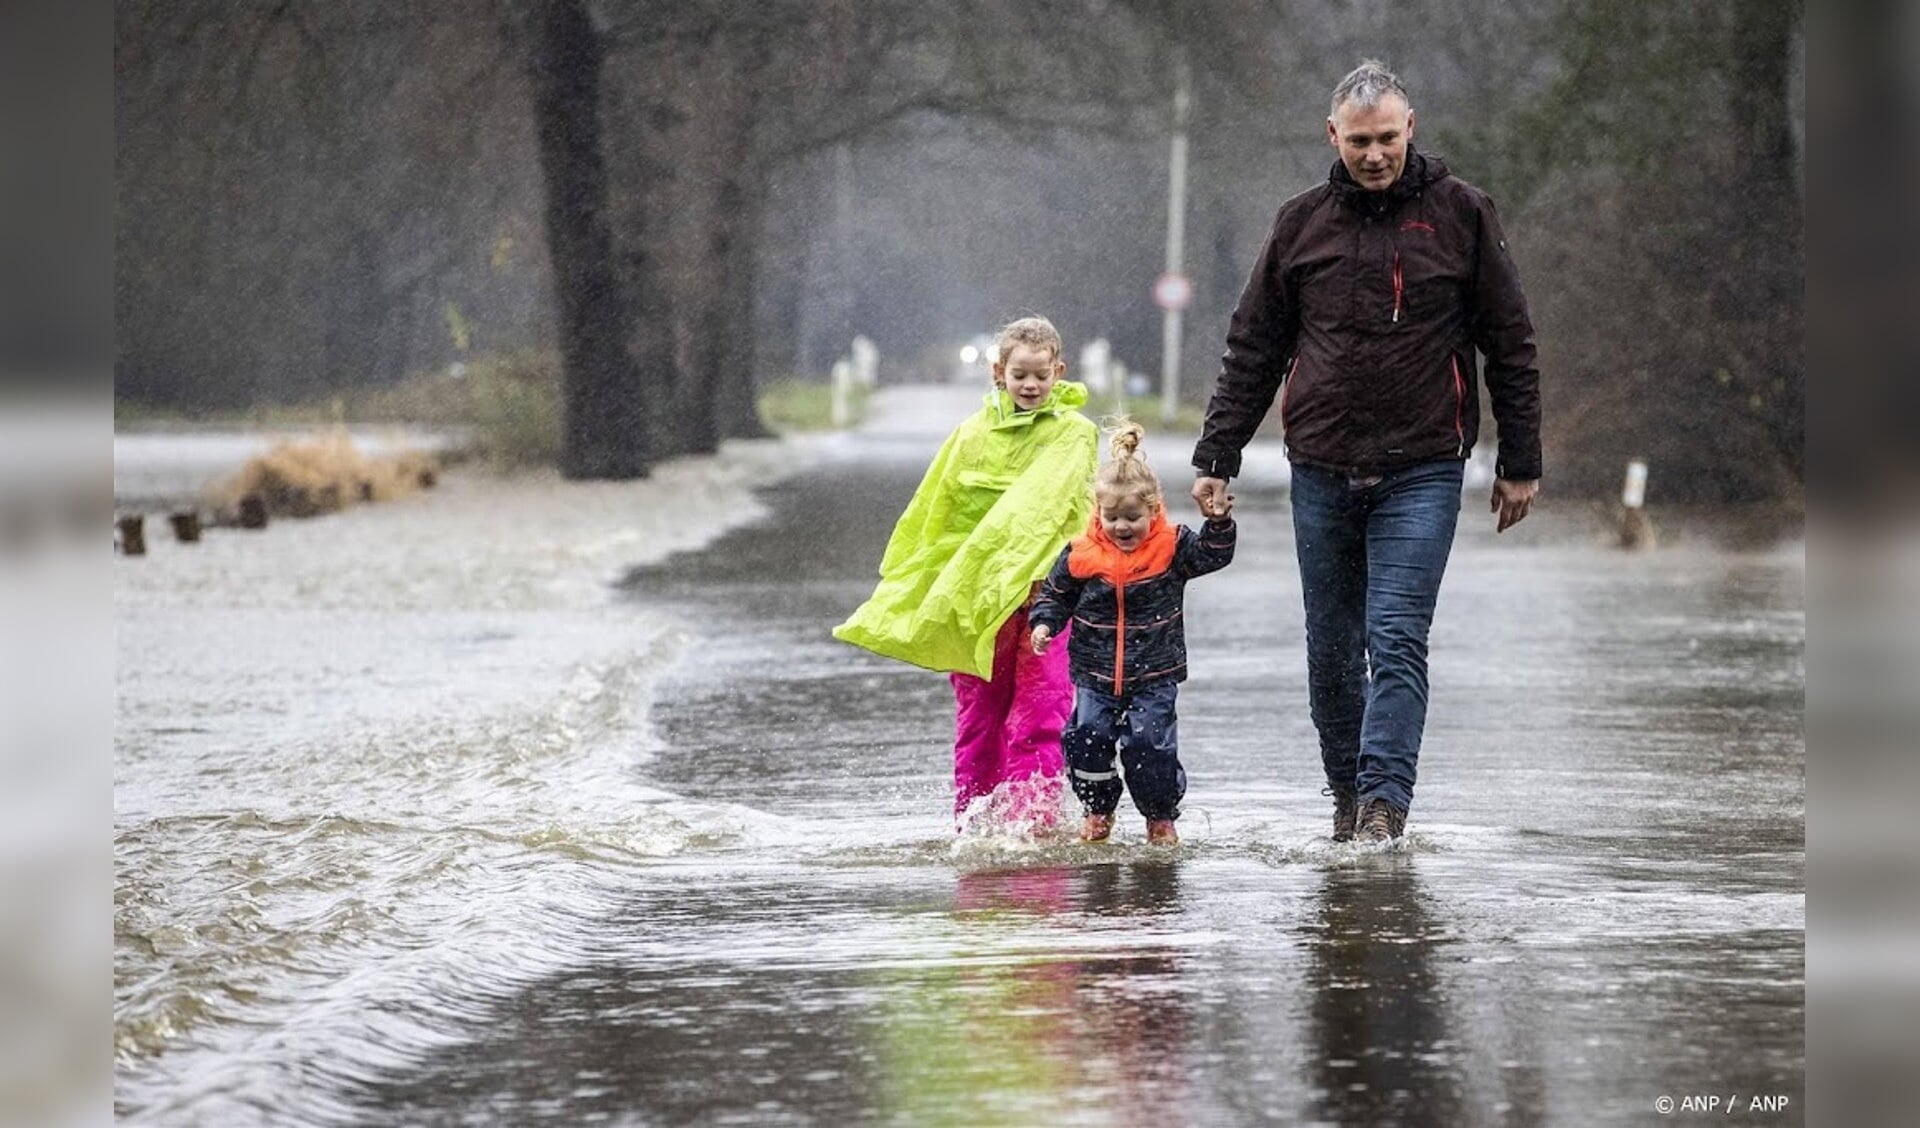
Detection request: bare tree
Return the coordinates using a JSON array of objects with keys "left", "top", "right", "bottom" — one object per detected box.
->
[
  {"left": 1500, "top": 0, "right": 1804, "bottom": 501},
  {"left": 116, "top": 1, "right": 544, "bottom": 410},
  {"left": 518, "top": 0, "right": 655, "bottom": 477}
]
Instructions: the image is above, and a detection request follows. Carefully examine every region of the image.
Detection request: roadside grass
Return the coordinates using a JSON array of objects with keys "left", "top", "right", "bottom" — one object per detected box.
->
[{"left": 756, "top": 378, "right": 871, "bottom": 433}]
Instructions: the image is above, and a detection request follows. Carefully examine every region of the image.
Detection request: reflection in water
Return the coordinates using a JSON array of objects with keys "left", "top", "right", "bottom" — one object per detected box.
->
[
  {"left": 1067, "top": 862, "right": 1191, "bottom": 1125},
  {"left": 1306, "top": 860, "right": 1465, "bottom": 1126},
  {"left": 875, "top": 862, "right": 1191, "bottom": 1125}
]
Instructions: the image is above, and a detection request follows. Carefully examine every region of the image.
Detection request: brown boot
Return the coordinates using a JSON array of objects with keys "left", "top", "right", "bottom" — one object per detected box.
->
[
  {"left": 1080, "top": 813, "right": 1114, "bottom": 843},
  {"left": 1327, "top": 788, "right": 1358, "bottom": 842},
  {"left": 1357, "top": 797, "right": 1406, "bottom": 843},
  {"left": 1146, "top": 819, "right": 1179, "bottom": 846}
]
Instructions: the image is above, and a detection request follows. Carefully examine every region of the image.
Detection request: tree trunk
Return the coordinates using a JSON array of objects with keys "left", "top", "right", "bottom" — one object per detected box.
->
[
  {"left": 1726, "top": 0, "right": 1803, "bottom": 483},
  {"left": 658, "top": 18, "right": 770, "bottom": 447},
  {"left": 705, "top": 37, "right": 772, "bottom": 443},
  {"left": 714, "top": 170, "right": 774, "bottom": 440},
  {"left": 525, "top": 0, "right": 652, "bottom": 479}
]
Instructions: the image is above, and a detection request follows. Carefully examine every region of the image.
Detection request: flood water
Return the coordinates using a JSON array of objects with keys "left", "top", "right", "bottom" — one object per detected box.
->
[{"left": 115, "top": 389, "right": 1803, "bottom": 1125}]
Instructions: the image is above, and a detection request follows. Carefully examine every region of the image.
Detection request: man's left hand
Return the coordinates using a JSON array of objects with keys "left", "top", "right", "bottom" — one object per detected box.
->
[{"left": 1491, "top": 478, "right": 1539, "bottom": 533}]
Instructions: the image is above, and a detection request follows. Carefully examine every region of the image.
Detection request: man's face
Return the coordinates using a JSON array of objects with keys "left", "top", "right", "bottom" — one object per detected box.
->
[
  {"left": 1327, "top": 93, "right": 1414, "bottom": 192},
  {"left": 994, "top": 343, "right": 1063, "bottom": 411}
]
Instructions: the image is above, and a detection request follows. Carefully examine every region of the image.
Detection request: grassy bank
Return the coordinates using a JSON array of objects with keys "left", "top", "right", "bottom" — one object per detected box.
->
[
  {"left": 756, "top": 379, "right": 871, "bottom": 433},
  {"left": 113, "top": 357, "right": 549, "bottom": 466},
  {"left": 118, "top": 356, "right": 874, "bottom": 468}
]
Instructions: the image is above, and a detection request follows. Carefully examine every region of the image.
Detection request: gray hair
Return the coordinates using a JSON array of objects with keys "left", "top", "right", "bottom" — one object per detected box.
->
[{"left": 1330, "top": 59, "right": 1409, "bottom": 115}]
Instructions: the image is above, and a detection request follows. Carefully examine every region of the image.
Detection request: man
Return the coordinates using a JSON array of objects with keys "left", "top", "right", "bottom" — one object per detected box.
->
[{"left": 1191, "top": 60, "right": 1541, "bottom": 844}]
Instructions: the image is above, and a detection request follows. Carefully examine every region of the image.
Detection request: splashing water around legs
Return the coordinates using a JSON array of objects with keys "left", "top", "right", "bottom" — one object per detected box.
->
[{"left": 954, "top": 772, "right": 1067, "bottom": 840}]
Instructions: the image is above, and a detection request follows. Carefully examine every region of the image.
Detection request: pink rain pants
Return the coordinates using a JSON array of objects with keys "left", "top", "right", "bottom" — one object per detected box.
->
[{"left": 949, "top": 608, "right": 1072, "bottom": 824}]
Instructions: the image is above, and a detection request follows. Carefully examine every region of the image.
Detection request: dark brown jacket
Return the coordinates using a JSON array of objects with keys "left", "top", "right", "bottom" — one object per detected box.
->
[{"left": 1193, "top": 152, "right": 1541, "bottom": 481}]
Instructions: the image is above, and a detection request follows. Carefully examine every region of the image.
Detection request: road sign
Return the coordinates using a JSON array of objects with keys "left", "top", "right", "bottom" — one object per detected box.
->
[{"left": 1153, "top": 272, "right": 1192, "bottom": 311}]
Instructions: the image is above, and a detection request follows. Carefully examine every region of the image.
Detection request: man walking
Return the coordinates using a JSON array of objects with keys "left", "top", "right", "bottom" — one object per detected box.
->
[{"left": 1191, "top": 60, "right": 1542, "bottom": 844}]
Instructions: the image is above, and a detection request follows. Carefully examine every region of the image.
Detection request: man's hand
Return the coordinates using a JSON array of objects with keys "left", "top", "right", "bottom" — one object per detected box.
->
[
  {"left": 1491, "top": 477, "right": 1539, "bottom": 533},
  {"left": 1030, "top": 624, "right": 1053, "bottom": 655},
  {"left": 1193, "top": 476, "right": 1231, "bottom": 520}
]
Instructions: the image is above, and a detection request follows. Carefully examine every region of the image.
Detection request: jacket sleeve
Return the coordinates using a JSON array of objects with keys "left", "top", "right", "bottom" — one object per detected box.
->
[
  {"left": 1174, "top": 519, "right": 1236, "bottom": 579},
  {"left": 1193, "top": 202, "right": 1303, "bottom": 480},
  {"left": 1028, "top": 547, "right": 1082, "bottom": 634},
  {"left": 1467, "top": 191, "right": 1543, "bottom": 481}
]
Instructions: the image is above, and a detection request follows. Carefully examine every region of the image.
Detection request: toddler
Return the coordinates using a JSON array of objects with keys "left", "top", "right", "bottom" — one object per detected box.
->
[{"left": 1029, "top": 421, "right": 1235, "bottom": 844}]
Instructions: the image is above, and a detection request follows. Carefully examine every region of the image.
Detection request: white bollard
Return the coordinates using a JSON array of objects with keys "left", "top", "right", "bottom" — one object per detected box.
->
[
  {"left": 1080, "top": 339, "right": 1111, "bottom": 395},
  {"left": 1621, "top": 459, "right": 1649, "bottom": 509},
  {"left": 1619, "top": 459, "right": 1654, "bottom": 549},
  {"left": 851, "top": 336, "right": 878, "bottom": 388},
  {"left": 831, "top": 360, "right": 853, "bottom": 429}
]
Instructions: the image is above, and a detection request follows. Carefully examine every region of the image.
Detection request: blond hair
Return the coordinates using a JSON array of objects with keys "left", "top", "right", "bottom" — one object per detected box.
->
[
  {"left": 993, "top": 316, "right": 1063, "bottom": 369},
  {"left": 1094, "top": 419, "right": 1162, "bottom": 511}
]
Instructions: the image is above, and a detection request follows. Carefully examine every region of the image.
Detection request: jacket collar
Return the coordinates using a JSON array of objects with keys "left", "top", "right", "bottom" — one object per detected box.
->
[
  {"left": 1068, "top": 507, "right": 1178, "bottom": 582},
  {"left": 1328, "top": 149, "right": 1448, "bottom": 214},
  {"left": 985, "top": 380, "right": 1089, "bottom": 427}
]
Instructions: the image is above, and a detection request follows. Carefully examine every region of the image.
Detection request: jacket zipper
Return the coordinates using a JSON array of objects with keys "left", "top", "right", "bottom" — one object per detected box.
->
[
  {"left": 1279, "top": 354, "right": 1301, "bottom": 431},
  {"left": 1449, "top": 354, "right": 1467, "bottom": 456},
  {"left": 1112, "top": 579, "right": 1127, "bottom": 692},
  {"left": 1391, "top": 250, "right": 1403, "bottom": 324}
]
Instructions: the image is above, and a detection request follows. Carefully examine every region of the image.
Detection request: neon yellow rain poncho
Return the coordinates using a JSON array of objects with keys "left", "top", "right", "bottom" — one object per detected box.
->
[{"left": 834, "top": 382, "right": 1097, "bottom": 680}]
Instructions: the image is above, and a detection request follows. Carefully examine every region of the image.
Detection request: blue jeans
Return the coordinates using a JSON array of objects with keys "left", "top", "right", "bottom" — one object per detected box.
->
[
  {"left": 1063, "top": 681, "right": 1185, "bottom": 820},
  {"left": 1290, "top": 459, "right": 1463, "bottom": 812}
]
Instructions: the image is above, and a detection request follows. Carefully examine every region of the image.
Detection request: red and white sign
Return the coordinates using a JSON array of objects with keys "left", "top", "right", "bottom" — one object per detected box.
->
[{"left": 1153, "top": 272, "right": 1192, "bottom": 311}]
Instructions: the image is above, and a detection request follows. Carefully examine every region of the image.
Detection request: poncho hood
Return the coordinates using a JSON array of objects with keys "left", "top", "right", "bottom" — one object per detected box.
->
[{"left": 982, "top": 380, "right": 1090, "bottom": 425}]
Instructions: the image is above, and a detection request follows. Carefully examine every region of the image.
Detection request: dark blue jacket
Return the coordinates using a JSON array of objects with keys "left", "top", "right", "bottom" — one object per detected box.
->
[{"left": 1029, "top": 515, "right": 1235, "bottom": 696}]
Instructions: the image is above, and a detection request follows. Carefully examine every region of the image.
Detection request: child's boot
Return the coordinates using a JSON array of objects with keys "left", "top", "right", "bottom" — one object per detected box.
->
[
  {"left": 1080, "top": 813, "right": 1114, "bottom": 842},
  {"left": 1146, "top": 818, "right": 1179, "bottom": 846}
]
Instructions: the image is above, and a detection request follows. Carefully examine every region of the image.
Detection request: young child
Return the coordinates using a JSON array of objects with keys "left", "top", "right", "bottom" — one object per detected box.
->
[
  {"left": 833, "top": 316, "right": 1099, "bottom": 830},
  {"left": 1028, "top": 421, "right": 1236, "bottom": 845}
]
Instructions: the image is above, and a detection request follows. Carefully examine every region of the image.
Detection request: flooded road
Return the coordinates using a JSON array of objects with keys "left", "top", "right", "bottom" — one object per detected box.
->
[{"left": 116, "top": 389, "right": 1803, "bottom": 1125}]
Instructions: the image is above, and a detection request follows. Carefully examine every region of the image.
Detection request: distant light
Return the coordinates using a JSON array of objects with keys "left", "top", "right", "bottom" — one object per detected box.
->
[{"left": 960, "top": 345, "right": 979, "bottom": 364}]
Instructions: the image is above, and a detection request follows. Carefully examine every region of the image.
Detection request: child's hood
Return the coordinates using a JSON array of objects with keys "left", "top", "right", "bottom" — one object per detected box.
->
[{"left": 984, "top": 380, "right": 1089, "bottom": 426}]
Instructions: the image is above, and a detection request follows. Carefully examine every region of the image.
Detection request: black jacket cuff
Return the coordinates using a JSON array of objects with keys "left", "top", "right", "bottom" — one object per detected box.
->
[
  {"left": 1192, "top": 451, "right": 1240, "bottom": 479},
  {"left": 1495, "top": 456, "right": 1541, "bottom": 481}
]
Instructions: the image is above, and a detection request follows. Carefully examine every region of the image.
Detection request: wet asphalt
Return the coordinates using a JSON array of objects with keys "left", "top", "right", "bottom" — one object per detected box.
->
[{"left": 341, "top": 388, "right": 1804, "bottom": 1126}]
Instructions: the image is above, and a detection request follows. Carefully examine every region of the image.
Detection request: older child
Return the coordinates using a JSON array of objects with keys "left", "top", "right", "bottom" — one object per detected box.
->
[
  {"left": 834, "top": 316, "right": 1098, "bottom": 830},
  {"left": 1029, "top": 422, "right": 1236, "bottom": 845}
]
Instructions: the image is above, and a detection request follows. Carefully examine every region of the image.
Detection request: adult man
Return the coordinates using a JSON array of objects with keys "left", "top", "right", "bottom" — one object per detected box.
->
[{"left": 1191, "top": 60, "right": 1541, "bottom": 844}]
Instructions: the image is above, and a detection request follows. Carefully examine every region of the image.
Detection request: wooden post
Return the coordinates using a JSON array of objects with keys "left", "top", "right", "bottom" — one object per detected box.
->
[
  {"left": 1619, "top": 459, "right": 1655, "bottom": 550},
  {"left": 116, "top": 514, "right": 146, "bottom": 556},
  {"left": 167, "top": 510, "right": 202, "bottom": 543},
  {"left": 238, "top": 493, "right": 269, "bottom": 529}
]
